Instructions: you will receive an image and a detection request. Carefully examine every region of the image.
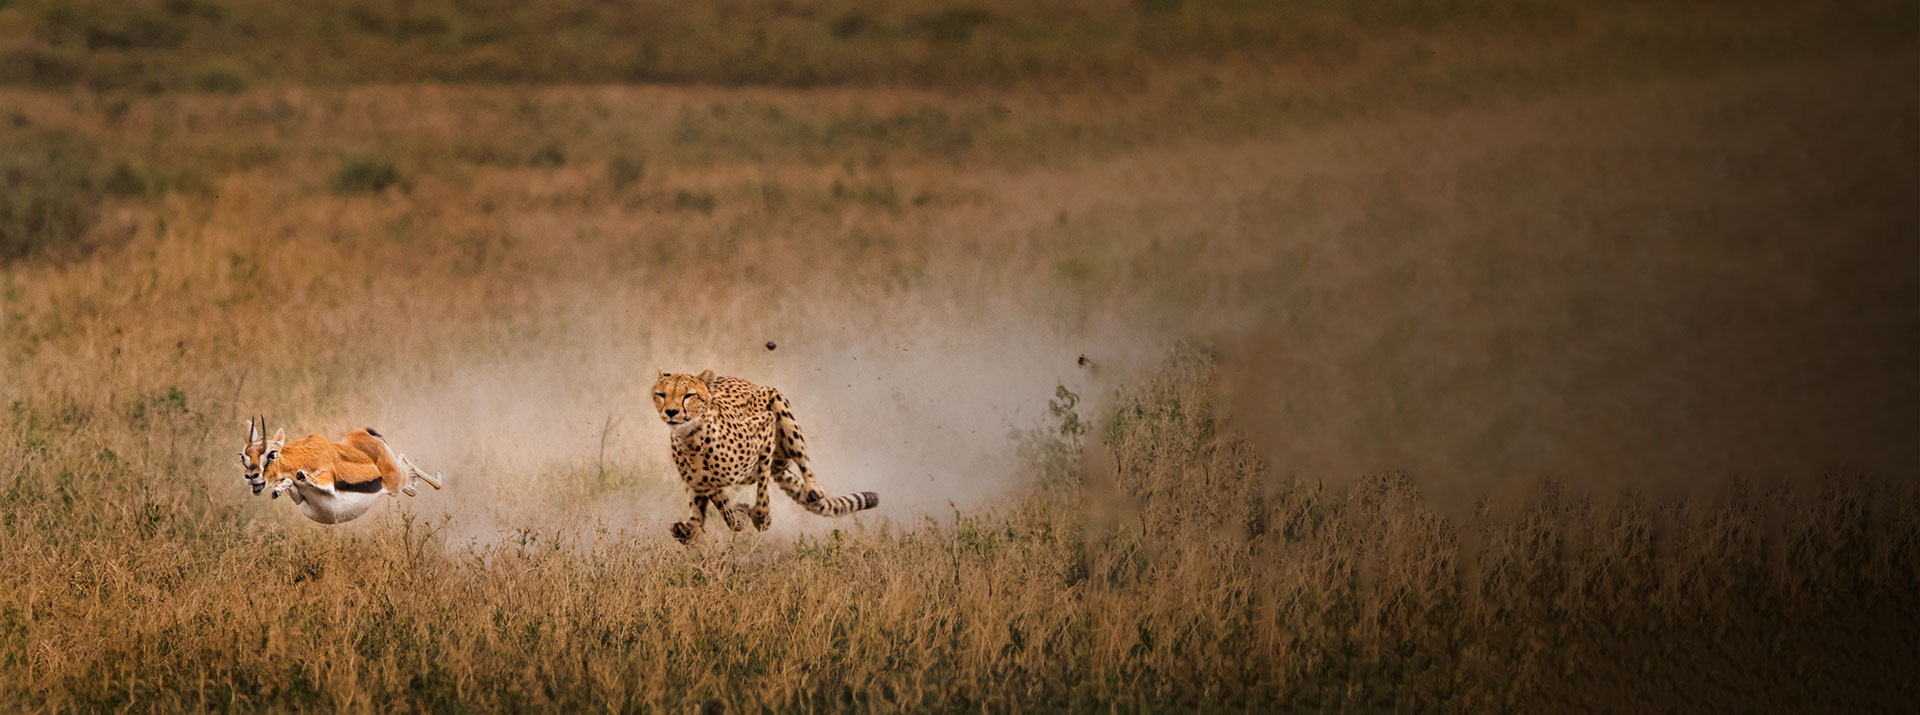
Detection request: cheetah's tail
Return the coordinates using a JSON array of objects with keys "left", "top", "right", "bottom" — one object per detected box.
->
[
  {"left": 771, "top": 464, "right": 879, "bottom": 516},
  {"left": 770, "top": 393, "right": 878, "bottom": 517},
  {"left": 807, "top": 490, "right": 879, "bottom": 517}
]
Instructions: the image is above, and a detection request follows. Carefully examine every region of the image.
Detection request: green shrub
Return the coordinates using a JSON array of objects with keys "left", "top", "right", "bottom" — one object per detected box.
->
[
  {"left": 0, "top": 130, "right": 104, "bottom": 262},
  {"left": 187, "top": 58, "right": 250, "bottom": 93},
  {"left": 911, "top": 8, "right": 989, "bottom": 43},
  {"left": 101, "top": 162, "right": 167, "bottom": 196},
  {"left": 331, "top": 155, "right": 403, "bottom": 194},
  {"left": 0, "top": 46, "right": 83, "bottom": 87},
  {"left": 606, "top": 154, "right": 644, "bottom": 190},
  {"left": 828, "top": 11, "right": 870, "bottom": 39},
  {"left": 526, "top": 142, "right": 566, "bottom": 168},
  {"left": 673, "top": 190, "right": 716, "bottom": 213}
]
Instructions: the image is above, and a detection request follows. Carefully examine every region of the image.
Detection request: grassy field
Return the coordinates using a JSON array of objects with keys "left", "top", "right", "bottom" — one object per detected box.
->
[{"left": 2, "top": 0, "right": 1918, "bottom": 711}]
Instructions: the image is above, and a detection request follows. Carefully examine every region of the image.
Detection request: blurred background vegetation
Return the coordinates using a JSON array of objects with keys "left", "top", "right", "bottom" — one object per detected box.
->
[{"left": 0, "top": 0, "right": 1911, "bottom": 91}]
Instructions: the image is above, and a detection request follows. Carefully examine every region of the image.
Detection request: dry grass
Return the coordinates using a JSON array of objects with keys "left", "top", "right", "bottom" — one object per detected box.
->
[
  {"left": 2, "top": 351, "right": 1915, "bottom": 711},
  {"left": 2, "top": 1, "right": 1917, "bottom": 710}
]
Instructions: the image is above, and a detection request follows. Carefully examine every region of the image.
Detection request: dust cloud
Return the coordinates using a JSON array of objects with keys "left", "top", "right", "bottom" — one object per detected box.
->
[
  {"left": 257, "top": 56, "right": 1916, "bottom": 541},
  {"left": 314, "top": 263, "right": 1170, "bottom": 546}
]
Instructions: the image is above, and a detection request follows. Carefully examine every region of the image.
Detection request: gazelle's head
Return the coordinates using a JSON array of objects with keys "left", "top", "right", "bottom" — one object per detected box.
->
[
  {"left": 239, "top": 416, "right": 286, "bottom": 495},
  {"left": 652, "top": 370, "right": 715, "bottom": 428}
]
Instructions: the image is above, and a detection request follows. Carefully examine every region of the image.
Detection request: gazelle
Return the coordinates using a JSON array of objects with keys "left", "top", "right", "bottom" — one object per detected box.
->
[{"left": 239, "top": 416, "right": 443, "bottom": 524}]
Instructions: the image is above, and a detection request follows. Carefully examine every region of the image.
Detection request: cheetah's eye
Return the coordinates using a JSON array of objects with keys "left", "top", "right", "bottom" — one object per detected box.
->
[{"left": 654, "top": 392, "right": 665, "bottom": 398}]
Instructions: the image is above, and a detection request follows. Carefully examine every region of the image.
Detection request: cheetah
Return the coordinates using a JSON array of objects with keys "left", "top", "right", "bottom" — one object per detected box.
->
[{"left": 652, "top": 370, "right": 879, "bottom": 544}]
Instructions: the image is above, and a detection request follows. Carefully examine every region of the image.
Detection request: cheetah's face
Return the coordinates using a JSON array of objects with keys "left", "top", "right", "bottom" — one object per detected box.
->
[{"left": 653, "top": 370, "right": 715, "bottom": 427}]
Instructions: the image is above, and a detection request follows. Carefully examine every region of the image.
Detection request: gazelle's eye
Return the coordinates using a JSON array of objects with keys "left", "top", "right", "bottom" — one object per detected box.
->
[
  {"left": 238, "top": 454, "right": 247, "bottom": 466},
  {"left": 266, "top": 450, "right": 278, "bottom": 460}
]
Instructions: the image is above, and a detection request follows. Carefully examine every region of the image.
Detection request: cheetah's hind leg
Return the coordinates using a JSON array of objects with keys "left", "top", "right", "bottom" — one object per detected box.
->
[
  {"left": 750, "top": 474, "right": 773, "bottom": 532},
  {"left": 711, "top": 492, "right": 751, "bottom": 532}
]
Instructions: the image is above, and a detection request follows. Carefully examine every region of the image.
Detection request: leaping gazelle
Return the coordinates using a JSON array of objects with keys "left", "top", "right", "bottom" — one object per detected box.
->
[{"left": 240, "top": 416, "right": 443, "bottom": 524}]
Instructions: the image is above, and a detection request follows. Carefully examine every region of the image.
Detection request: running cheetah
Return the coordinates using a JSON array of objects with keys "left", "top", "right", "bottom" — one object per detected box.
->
[{"left": 652, "top": 370, "right": 879, "bottom": 543}]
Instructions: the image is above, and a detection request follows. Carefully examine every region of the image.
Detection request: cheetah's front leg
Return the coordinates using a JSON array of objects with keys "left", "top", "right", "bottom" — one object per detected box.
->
[{"left": 670, "top": 492, "right": 710, "bottom": 544}]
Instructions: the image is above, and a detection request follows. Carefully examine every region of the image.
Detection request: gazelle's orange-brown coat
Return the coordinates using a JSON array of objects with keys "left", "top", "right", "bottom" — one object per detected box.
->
[{"left": 240, "top": 417, "right": 442, "bottom": 524}]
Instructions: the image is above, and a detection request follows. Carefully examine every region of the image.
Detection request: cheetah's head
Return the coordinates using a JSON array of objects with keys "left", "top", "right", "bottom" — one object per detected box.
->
[{"left": 653, "top": 370, "right": 716, "bottom": 428}]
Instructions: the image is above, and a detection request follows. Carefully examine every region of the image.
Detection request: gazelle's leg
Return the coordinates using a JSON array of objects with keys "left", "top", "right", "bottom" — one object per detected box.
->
[
  {"left": 345, "top": 431, "right": 410, "bottom": 496},
  {"left": 274, "top": 469, "right": 328, "bottom": 503},
  {"left": 392, "top": 453, "right": 416, "bottom": 496},
  {"left": 400, "top": 454, "right": 442, "bottom": 490},
  {"left": 275, "top": 478, "right": 308, "bottom": 505},
  {"left": 670, "top": 492, "right": 710, "bottom": 544},
  {"left": 376, "top": 447, "right": 408, "bottom": 496},
  {"left": 298, "top": 469, "right": 338, "bottom": 494}
]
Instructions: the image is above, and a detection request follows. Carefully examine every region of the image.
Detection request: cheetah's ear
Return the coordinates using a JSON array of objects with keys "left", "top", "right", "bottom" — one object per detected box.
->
[
  {"left": 697, "top": 369, "right": 715, "bottom": 384},
  {"left": 658, "top": 369, "right": 669, "bottom": 378}
]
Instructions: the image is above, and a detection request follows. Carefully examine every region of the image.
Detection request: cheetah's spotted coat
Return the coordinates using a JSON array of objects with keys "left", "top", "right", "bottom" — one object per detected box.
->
[{"left": 652, "top": 370, "right": 878, "bottom": 543}]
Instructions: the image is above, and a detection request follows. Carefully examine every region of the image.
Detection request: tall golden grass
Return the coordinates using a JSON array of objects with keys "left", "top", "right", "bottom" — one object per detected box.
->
[
  {"left": 3, "top": 349, "right": 1915, "bottom": 710},
  {"left": 2, "top": 1, "right": 1917, "bottom": 709}
]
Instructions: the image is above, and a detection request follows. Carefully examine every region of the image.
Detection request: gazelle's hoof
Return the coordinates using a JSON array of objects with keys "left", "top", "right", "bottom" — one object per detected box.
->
[{"left": 402, "top": 483, "right": 417, "bottom": 497}]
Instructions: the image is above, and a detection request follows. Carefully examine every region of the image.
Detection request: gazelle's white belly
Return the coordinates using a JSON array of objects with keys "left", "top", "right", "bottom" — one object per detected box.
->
[{"left": 290, "top": 484, "right": 386, "bottom": 524}]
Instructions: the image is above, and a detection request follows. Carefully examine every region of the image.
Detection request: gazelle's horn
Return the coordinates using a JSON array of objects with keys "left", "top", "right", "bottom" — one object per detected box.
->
[{"left": 247, "top": 415, "right": 259, "bottom": 442}]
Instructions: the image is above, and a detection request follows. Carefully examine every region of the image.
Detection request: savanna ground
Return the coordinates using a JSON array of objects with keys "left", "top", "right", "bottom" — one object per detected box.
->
[{"left": 2, "top": 0, "right": 1918, "bottom": 711}]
